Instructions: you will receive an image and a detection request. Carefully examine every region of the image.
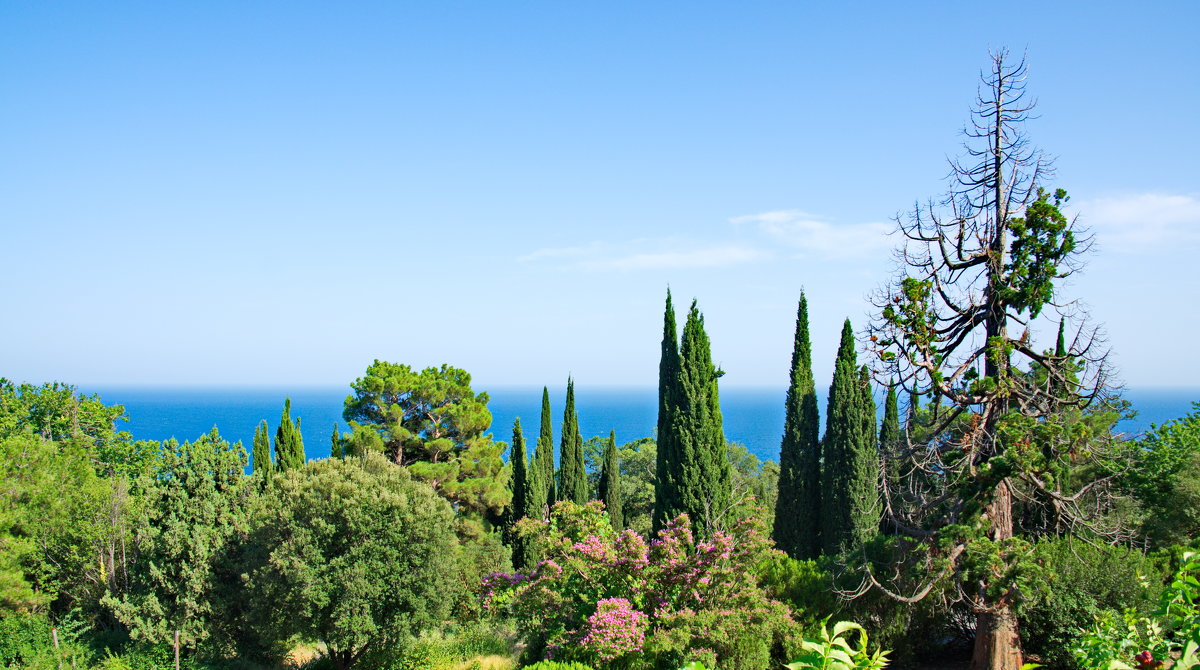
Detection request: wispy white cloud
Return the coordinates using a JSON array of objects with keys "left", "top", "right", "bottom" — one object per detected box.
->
[
  {"left": 1079, "top": 193, "right": 1200, "bottom": 251},
  {"left": 518, "top": 239, "right": 769, "bottom": 271},
  {"left": 730, "top": 209, "right": 892, "bottom": 258}
]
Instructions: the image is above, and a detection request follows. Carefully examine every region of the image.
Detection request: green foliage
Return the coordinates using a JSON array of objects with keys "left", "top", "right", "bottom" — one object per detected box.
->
[
  {"left": 520, "top": 662, "right": 594, "bottom": 670},
  {"left": 616, "top": 437, "right": 657, "bottom": 536},
  {"left": 785, "top": 618, "right": 890, "bottom": 670},
  {"left": 274, "top": 397, "right": 305, "bottom": 471},
  {"left": 252, "top": 419, "right": 271, "bottom": 474},
  {"left": 510, "top": 418, "right": 532, "bottom": 569},
  {"left": 598, "top": 431, "right": 623, "bottom": 530},
  {"left": 654, "top": 289, "right": 681, "bottom": 534},
  {"left": 558, "top": 379, "right": 587, "bottom": 505},
  {"left": 247, "top": 453, "right": 459, "bottom": 669},
  {"left": 1002, "top": 188, "right": 1077, "bottom": 319},
  {"left": 343, "top": 361, "right": 510, "bottom": 516},
  {"left": 0, "top": 611, "right": 55, "bottom": 667},
  {"left": 1117, "top": 403, "right": 1200, "bottom": 547},
  {"left": 775, "top": 293, "right": 822, "bottom": 560},
  {"left": 878, "top": 384, "right": 900, "bottom": 529}
]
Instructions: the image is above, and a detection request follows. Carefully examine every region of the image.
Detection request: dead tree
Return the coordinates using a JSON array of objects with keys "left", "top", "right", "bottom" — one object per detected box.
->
[{"left": 865, "top": 49, "right": 1126, "bottom": 670}]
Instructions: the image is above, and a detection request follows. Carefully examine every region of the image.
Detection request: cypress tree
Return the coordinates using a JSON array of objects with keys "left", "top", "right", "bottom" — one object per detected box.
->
[
  {"left": 558, "top": 378, "right": 587, "bottom": 504},
  {"left": 653, "top": 290, "right": 681, "bottom": 532},
  {"left": 846, "top": 365, "right": 881, "bottom": 548},
  {"left": 509, "top": 417, "right": 531, "bottom": 568},
  {"left": 533, "top": 386, "right": 556, "bottom": 511},
  {"left": 252, "top": 419, "right": 271, "bottom": 475},
  {"left": 879, "top": 382, "right": 901, "bottom": 530},
  {"left": 331, "top": 422, "right": 342, "bottom": 459},
  {"left": 773, "top": 294, "right": 822, "bottom": 559},
  {"left": 821, "top": 320, "right": 870, "bottom": 554},
  {"left": 674, "top": 300, "right": 731, "bottom": 538},
  {"left": 598, "top": 430, "right": 623, "bottom": 530},
  {"left": 274, "top": 398, "right": 305, "bottom": 471}
]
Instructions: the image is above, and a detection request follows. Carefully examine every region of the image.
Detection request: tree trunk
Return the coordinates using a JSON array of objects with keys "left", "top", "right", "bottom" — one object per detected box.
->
[{"left": 969, "top": 480, "right": 1023, "bottom": 670}]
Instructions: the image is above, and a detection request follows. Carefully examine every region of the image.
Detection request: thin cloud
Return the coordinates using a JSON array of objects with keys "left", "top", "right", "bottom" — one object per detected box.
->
[
  {"left": 518, "top": 239, "right": 768, "bottom": 271},
  {"left": 730, "top": 209, "right": 892, "bottom": 258},
  {"left": 1079, "top": 193, "right": 1200, "bottom": 251}
]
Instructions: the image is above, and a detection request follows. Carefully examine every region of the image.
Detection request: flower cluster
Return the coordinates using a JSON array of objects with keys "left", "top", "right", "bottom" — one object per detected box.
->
[{"left": 580, "top": 597, "right": 649, "bottom": 663}]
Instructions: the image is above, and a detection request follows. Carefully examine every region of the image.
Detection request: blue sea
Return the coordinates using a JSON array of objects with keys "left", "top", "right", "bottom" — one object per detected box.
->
[{"left": 82, "top": 385, "right": 1199, "bottom": 467}]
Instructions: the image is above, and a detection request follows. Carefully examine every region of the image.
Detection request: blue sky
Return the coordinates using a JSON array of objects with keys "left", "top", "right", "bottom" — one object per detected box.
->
[{"left": 2, "top": 2, "right": 1197, "bottom": 390}]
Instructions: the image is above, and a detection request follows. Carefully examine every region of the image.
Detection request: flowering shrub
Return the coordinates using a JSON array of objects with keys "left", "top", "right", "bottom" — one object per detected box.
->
[{"left": 486, "top": 501, "right": 800, "bottom": 669}]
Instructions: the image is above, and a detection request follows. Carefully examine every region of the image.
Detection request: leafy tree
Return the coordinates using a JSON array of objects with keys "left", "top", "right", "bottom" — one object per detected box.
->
[
  {"left": 252, "top": 419, "right": 271, "bottom": 474},
  {"left": 342, "top": 361, "right": 509, "bottom": 516},
  {"left": 617, "top": 437, "right": 658, "bottom": 536},
  {"left": 821, "top": 320, "right": 879, "bottom": 554},
  {"left": 105, "top": 428, "right": 251, "bottom": 656},
  {"left": 1117, "top": 403, "right": 1200, "bottom": 546},
  {"left": 558, "top": 378, "right": 587, "bottom": 505},
  {"left": 598, "top": 430, "right": 623, "bottom": 530},
  {"left": 247, "top": 454, "right": 457, "bottom": 670},
  {"left": 273, "top": 398, "right": 305, "bottom": 471},
  {"left": 774, "top": 294, "right": 822, "bottom": 559},
  {"left": 671, "top": 300, "right": 732, "bottom": 538},
  {"left": 867, "top": 50, "right": 1118, "bottom": 670},
  {"left": 654, "top": 290, "right": 681, "bottom": 532}
]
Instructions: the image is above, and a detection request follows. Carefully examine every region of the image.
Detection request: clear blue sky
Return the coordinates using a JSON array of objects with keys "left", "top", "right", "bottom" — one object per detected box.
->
[{"left": 2, "top": 2, "right": 1197, "bottom": 390}]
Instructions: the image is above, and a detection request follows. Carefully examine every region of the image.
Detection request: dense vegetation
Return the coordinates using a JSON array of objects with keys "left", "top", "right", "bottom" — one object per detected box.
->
[{"left": 2, "top": 52, "right": 1198, "bottom": 670}]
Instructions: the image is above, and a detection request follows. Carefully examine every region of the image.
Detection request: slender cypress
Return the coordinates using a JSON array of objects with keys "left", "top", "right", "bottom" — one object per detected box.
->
[
  {"left": 599, "top": 430, "right": 623, "bottom": 530},
  {"left": 773, "top": 294, "right": 822, "bottom": 559},
  {"left": 509, "top": 418, "right": 531, "bottom": 568},
  {"left": 533, "top": 387, "right": 556, "bottom": 511},
  {"left": 674, "top": 301, "right": 731, "bottom": 538},
  {"left": 252, "top": 420, "right": 271, "bottom": 475},
  {"left": 879, "top": 382, "right": 901, "bottom": 530},
  {"left": 846, "top": 365, "right": 881, "bottom": 548},
  {"left": 331, "top": 422, "right": 342, "bottom": 459},
  {"left": 558, "top": 378, "right": 587, "bottom": 504},
  {"left": 821, "top": 320, "right": 869, "bottom": 554},
  {"left": 274, "top": 398, "right": 306, "bottom": 471},
  {"left": 653, "top": 290, "right": 681, "bottom": 532}
]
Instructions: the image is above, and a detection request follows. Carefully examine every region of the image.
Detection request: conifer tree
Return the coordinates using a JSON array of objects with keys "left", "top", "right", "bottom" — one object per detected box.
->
[
  {"left": 673, "top": 300, "right": 732, "bottom": 537},
  {"left": 331, "top": 422, "right": 342, "bottom": 459},
  {"left": 558, "top": 378, "right": 587, "bottom": 504},
  {"left": 773, "top": 294, "right": 822, "bottom": 559},
  {"left": 653, "top": 290, "right": 681, "bottom": 532},
  {"left": 820, "top": 320, "right": 878, "bottom": 554},
  {"left": 274, "top": 398, "right": 305, "bottom": 471},
  {"left": 533, "top": 386, "right": 556, "bottom": 512},
  {"left": 598, "top": 430, "right": 623, "bottom": 530},
  {"left": 508, "top": 417, "right": 530, "bottom": 568},
  {"left": 879, "top": 382, "right": 901, "bottom": 529},
  {"left": 252, "top": 419, "right": 271, "bottom": 475},
  {"left": 847, "top": 365, "right": 882, "bottom": 547}
]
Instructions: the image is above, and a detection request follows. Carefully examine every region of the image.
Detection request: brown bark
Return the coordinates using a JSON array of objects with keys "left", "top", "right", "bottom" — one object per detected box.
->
[{"left": 969, "top": 480, "right": 1023, "bottom": 670}]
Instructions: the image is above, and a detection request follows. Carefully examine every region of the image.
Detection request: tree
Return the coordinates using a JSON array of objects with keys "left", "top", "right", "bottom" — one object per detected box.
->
[
  {"left": 598, "top": 430, "right": 623, "bottom": 530},
  {"left": 508, "top": 418, "right": 531, "bottom": 568},
  {"left": 773, "top": 294, "right": 822, "bottom": 559},
  {"left": 252, "top": 420, "right": 271, "bottom": 474},
  {"left": 671, "top": 300, "right": 732, "bottom": 538},
  {"left": 330, "top": 422, "right": 343, "bottom": 459},
  {"left": 653, "top": 290, "right": 681, "bottom": 532},
  {"left": 274, "top": 398, "right": 305, "bottom": 471},
  {"left": 820, "top": 320, "right": 879, "bottom": 554},
  {"left": 867, "top": 50, "right": 1114, "bottom": 670},
  {"left": 247, "top": 454, "right": 457, "bottom": 670},
  {"left": 558, "top": 378, "right": 587, "bottom": 505},
  {"left": 530, "top": 387, "right": 556, "bottom": 517},
  {"left": 342, "top": 361, "right": 509, "bottom": 517},
  {"left": 879, "top": 382, "right": 901, "bottom": 532}
]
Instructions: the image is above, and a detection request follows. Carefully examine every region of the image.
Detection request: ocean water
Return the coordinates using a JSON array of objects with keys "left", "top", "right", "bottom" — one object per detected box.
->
[{"left": 83, "top": 385, "right": 1199, "bottom": 467}]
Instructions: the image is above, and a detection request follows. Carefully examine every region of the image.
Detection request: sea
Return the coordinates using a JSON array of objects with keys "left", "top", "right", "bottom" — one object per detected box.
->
[{"left": 81, "top": 385, "right": 1199, "bottom": 466}]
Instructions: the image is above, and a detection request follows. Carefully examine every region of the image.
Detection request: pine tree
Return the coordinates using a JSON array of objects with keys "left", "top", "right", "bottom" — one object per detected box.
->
[
  {"left": 673, "top": 300, "right": 731, "bottom": 538},
  {"left": 821, "top": 320, "right": 874, "bottom": 554},
  {"left": 532, "top": 386, "right": 556, "bottom": 512},
  {"left": 558, "top": 378, "right": 587, "bottom": 504},
  {"left": 653, "top": 290, "right": 681, "bottom": 532},
  {"left": 598, "top": 430, "right": 623, "bottom": 530},
  {"left": 508, "top": 417, "right": 530, "bottom": 568},
  {"left": 252, "top": 419, "right": 271, "bottom": 475},
  {"left": 274, "top": 398, "right": 305, "bottom": 471},
  {"left": 330, "top": 422, "right": 342, "bottom": 459},
  {"left": 773, "top": 294, "right": 822, "bottom": 559},
  {"left": 879, "top": 381, "right": 901, "bottom": 530}
]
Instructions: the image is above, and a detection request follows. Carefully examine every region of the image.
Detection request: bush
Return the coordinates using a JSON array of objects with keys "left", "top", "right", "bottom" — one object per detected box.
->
[
  {"left": 0, "top": 612, "right": 55, "bottom": 667},
  {"left": 520, "top": 662, "right": 594, "bottom": 670},
  {"left": 1018, "top": 538, "right": 1165, "bottom": 669}
]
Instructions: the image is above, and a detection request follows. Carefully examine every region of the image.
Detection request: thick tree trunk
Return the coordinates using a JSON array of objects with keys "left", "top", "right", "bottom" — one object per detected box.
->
[{"left": 969, "top": 480, "right": 1023, "bottom": 670}]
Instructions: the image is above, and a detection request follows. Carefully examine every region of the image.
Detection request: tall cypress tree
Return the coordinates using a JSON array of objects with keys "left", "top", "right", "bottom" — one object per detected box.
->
[
  {"left": 330, "top": 422, "right": 342, "bottom": 459},
  {"left": 509, "top": 417, "right": 531, "bottom": 568},
  {"left": 846, "top": 365, "right": 881, "bottom": 548},
  {"left": 773, "top": 294, "right": 822, "bottom": 559},
  {"left": 274, "top": 398, "right": 305, "bottom": 471},
  {"left": 558, "top": 378, "right": 587, "bottom": 504},
  {"left": 653, "top": 290, "right": 681, "bottom": 532},
  {"left": 821, "top": 320, "right": 870, "bottom": 554},
  {"left": 598, "top": 430, "right": 623, "bottom": 530},
  {"left": 879, "top": 381, "right": 901, "bottom": 531},
  {"left": 252, "top": 420, "right": 271, "bottom": 475},
  {"left": 673, "top": 300, "right": 731, "bottom": 538},
  {"left": 533, "top": 386, "right": 556, "bottom": 512}
]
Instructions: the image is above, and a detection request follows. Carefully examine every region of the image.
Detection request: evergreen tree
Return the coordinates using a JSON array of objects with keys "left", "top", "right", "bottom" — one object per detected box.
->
[
  {"left": 879, "top": 382, "right": 901, "bottom": 530},
  {"left": 533, "top": 386, "right": 556, "bottom": 512},
  {"left": 508, "top": 417, "right": 530, "bottom": 568},
  {"left": 331, "top": 422, "right": 342, "bottom": 459},
  {"left": 847, "top": 364, "right": 881, "bottom": 547},
  {"left": 598, "top": 429, "right": 623, "bottom": 530},
  {"left": 773, "top": 294, "right": 821, "bottom": 559},
  {"left": 673, "top": 300, "right": 732, "bottom": 538},
  {"left": 653, "top": 290, "right": 681, "bottom": 532},
  {"left": 274, "top": 398, "right": 305, "bottom": 471},
  {"left": 821, "top": 320, "right": 877, "bottom": 554},
  {"left": 252, "top": 419, "right": 271, "bottom": 475},
  {"left": 558, "top": 378, "right": 587, "bottom": 504}
]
